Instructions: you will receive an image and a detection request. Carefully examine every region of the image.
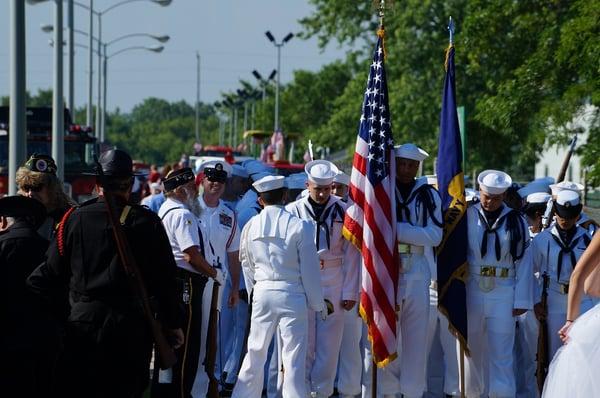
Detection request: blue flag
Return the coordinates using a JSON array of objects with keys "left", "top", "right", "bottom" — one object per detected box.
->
[{"left": 436, "top": 45, "right": 469, "bottom": 351}]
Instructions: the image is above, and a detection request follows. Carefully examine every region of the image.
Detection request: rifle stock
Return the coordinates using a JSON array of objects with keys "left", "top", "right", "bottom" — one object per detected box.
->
[
  {"left": 536, "top": 275, "right": 550, "bottom": 393},
  {"left": 205, "top": 279, "right": 220, "bottom": 398},
  {"left": 101, "top": 185, "right": 177, "bottom": 370}
]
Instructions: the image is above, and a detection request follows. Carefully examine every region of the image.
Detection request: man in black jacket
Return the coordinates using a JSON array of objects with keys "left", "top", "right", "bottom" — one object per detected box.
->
[
  {"left": 0, "top": 195, "right": 53, "bottom": 397},
  {"left": 28, "top": 149, "right": 183, "bottom": 398}
]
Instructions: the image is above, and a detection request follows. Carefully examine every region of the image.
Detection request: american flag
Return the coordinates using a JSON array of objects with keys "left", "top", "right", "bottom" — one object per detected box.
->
[{"left": 343, "top": 31, "right": 398, "bottom": 367}]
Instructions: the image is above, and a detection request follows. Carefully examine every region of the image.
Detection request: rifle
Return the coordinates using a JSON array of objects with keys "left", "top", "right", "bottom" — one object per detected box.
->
[
  {"left": 205, "top": 277, "right": 221, "bottom": 397},
  {"left": 98, "top": 165, "right": 177, "bottom": 370},
  {"left": 542, "top": 135, "right": 578, "bottom": 229},
  {"left": 536, "top": 274, "right": 550, "bottom": 393},
  {"left": 556, "top": 135, "right": 578, "bottom": 184}
]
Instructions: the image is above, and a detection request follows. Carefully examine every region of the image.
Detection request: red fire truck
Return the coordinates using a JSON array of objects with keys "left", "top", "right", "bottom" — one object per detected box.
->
[{"left": 0, "top": 107, "right": 97, "bottom": 202}]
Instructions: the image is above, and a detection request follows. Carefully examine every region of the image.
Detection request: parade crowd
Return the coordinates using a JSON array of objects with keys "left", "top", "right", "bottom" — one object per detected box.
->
[{"left": 1, "top": 143, "right": 599, "bottom": 398}]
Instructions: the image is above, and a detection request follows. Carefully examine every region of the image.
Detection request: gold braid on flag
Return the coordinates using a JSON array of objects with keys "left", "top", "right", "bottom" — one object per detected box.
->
[{"left": 444, "top": 43, "right": 454, "bottom": 72}]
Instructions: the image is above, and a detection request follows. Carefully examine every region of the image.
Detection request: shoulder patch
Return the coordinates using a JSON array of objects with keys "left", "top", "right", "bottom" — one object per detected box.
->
[{"left": 220, "top": 212, "right": 233, "bottom": 228}]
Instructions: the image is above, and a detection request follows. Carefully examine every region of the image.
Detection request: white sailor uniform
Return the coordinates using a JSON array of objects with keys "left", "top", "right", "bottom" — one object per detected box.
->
[
  {"left": 464, "top": 203, "right": 531, "bottom": 398},
  {"left": 523, "top": 225, "right": 593, "bottom": 357},
  {"left": 286, "top": 194, "right": 360, "bottom": 397},
  {"left": 232, "top": 205, "right": 326, "bottom": 398}
]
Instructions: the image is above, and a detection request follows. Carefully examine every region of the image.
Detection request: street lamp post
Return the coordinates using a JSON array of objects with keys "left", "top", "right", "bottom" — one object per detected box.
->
[
  {"left": 265, "top": 31, "right": 293, "bottom": 132},
  {"left": 8, "top": 0, "right": 26, "bottom": 195},
  {"left": 52, "top": 0, "right": 65, "bottom": 181}
]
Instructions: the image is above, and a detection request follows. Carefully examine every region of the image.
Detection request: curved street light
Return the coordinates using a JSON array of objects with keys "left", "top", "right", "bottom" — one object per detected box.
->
[{"left": 264, "top": 30, "right": 294, "bottom": 132}]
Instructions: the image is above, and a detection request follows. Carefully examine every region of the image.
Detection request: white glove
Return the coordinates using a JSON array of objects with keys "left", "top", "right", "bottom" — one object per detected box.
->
[
  {"left": 320, "top": 308, "right": 328, "bottom": 321},
  {"left": 213, "top": 268, "right": 226, "bottom": 286}
]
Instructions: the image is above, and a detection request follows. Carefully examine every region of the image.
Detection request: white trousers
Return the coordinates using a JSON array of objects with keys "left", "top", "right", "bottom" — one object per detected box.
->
[
  {"left": 363, "top": 278, "right": 429, "bottom": 398},
  {"left": 465, "top": 282, "right": 516, "bottom": 398},
  {"left": 232, "top": 286, "right": 308, "bottom": 398},
  {"left": 514, "top": 311, "right": 538, "bottom": 398},
  {"left": 306, "top": 281, "right": 344, "bottom": 397},
  {"left": 426, "top": 294, "right": 460, "bottom": 397},
  {"left": 336, "top": 305, "right": 363, "bottom": 396}
]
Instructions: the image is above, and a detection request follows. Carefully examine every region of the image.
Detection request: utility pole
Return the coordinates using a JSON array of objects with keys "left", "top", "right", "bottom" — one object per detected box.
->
[
  {"left": 8, "top": 0, "right": 26, "bottom": 195},
  {"left": 195, "top": 52, "right": 200, "bottom": 143},
  {"left": 86, "top": 0, "right": 93, "bottom": 128},
  {"left": 67, "top": 0, "right": 74, "bottom": 122},
  {"left": 95, "top": 15, "right": 102, "bottom": 141},
  {"left": 52, "top": 0, "right": 65, "bottom": 181}
]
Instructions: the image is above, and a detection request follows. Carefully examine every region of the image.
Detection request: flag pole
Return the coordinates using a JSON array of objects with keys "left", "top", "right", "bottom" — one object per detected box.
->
[{"left": 446, "top": 16, "right": 466, "bottom": 398}]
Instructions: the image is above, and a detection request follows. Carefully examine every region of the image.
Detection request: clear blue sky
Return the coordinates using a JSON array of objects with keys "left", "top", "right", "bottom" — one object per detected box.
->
[{"left": 0, "top": 0, "right": 353, "bottom": 114}]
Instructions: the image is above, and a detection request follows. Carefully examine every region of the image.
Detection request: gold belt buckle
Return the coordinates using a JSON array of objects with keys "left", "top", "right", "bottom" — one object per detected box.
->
[
  {"left": 480, "top": 266, "right": 495, "bottom": 277},
  {"left": 559, "top": 283, "right": 569, "bottom": 295},
  {"left": 398, "top": 243, "right": 411, "bottom": 255}
]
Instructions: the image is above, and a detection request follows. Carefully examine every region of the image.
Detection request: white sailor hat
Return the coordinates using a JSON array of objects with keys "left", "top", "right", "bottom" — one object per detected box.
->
[
  {"left": 285, "top": 173, "right": 308, "bottom": 190},
  {"left": 555, "top": 190, "right": 582, "bottom": 219},
  {"left": 333, "top": 171, "right": 350, "bottom": 186},
  {"left": 549, "top": 181, "right": 584, "bottom": 196},
  {"left": 197, "top": 160, "right": 233, "bottom": 178},
  {"left": 517, "top": 182, "right": 550, "bottom": 198},
  {"left": 526, "top": 192, "right": 551, "bottom": 204},
  {"left": 477, "top": 169, "right": 512, "bottom": 195},
  {"left": 305, "top": 160, "right": 339, "bottom": 186},
  {"left": 231, "top": 164, "right": 249, "bottom": 178},
  {"left": 252, "top": 175, "right": 285, "bottom": 193},
  {"left": 394, "top": 143, "right": 429, "bottom": 161}
]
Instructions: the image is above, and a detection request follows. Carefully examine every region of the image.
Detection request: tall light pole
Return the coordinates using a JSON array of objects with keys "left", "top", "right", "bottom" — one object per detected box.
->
[
  {"left": 52, "top": 0, "right": 65, "bottom": 181},
  {"left": 9, "top": 0, "right": 26, "bottom": 195},
  {"left": 67, "top": 0, "right": 74, "bottom": 121},
  {"left": 195, "top": 52, "right": 200, "bottom": 143},
  {"left": 265, "top": 31, "right": 293, "bottom": 132},
  {"left": 87, "top": 0, "right": 94, "bottom": 128}
]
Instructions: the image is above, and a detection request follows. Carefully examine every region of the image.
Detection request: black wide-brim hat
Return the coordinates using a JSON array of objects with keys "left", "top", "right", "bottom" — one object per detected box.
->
[
  {"left": 83, "top": 149, "right": 144, "bottom": 177},
  {"left": 0, "top": 195, "right": 47, "bottom": 228}
]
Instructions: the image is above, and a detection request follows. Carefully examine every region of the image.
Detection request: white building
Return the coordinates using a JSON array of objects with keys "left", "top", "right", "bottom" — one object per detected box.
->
[{"left": 535, "top": 104, "right": 597, "bottom": 186}]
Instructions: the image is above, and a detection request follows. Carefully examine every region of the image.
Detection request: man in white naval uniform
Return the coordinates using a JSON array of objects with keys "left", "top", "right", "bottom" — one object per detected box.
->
[
  {"left": 285, "top": 160, "right": 360, "bottom": 398},
  {"left": 194, "top": 160, "right": 241, "bottom": 396},
  {"left": 464, "top": 170, "right": 531, "bottom": 398},
  {"left": 525, "top": 190, "right": 593, "bottom": 358},
  {"left": 513, "top": 191, "right": 550, "bottom": 398},
  {"left": 232, "top": 175, "right": 327, "bottom": 398},
  {"left": 368, "top": 143, "right": 443, "bottom": 398}
]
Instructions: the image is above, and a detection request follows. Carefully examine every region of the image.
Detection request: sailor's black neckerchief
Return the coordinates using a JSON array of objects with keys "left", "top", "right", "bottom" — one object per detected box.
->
[
  {"left": 395, "top": 180, "right": 443, "bottom": 228},
  {"left": 478, "top": 204, "right": 527, "bottom": 262},
  {"left": 305, "top": 196, "right": 344, "bottom": 250},
  {"left": 551, "top": 225, "right": 587, "bottom": 283}
]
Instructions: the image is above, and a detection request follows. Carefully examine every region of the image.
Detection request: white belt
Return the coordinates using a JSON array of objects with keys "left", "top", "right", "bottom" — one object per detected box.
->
[
  {"left": 319, "top": 258, "right": 343, "bottom": 269},
  {"left": 398, "top": 243, "right": 425, "bottom": 255}
]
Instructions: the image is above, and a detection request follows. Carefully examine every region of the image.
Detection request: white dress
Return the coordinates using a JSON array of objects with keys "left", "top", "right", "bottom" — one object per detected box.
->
[{"left": 542, "top": 301, "right": 600, "bottom": 397}]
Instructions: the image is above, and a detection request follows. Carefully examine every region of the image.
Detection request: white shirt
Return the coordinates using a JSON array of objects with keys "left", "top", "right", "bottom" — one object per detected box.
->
[
  {"left": 159, "top": 197, "right": 209, "bottom": 274},
  {"left": 286, "top": 195, "right": 360, "bottom": 301},
  {"left": 198, "top": 195, "right": 240, "bottom": 273},
  {"left": 239, "top": 205, "right": 325, "bottom": 312},
  {"left": 395, "top": 177, "right": 443, "bottom": 280}
]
